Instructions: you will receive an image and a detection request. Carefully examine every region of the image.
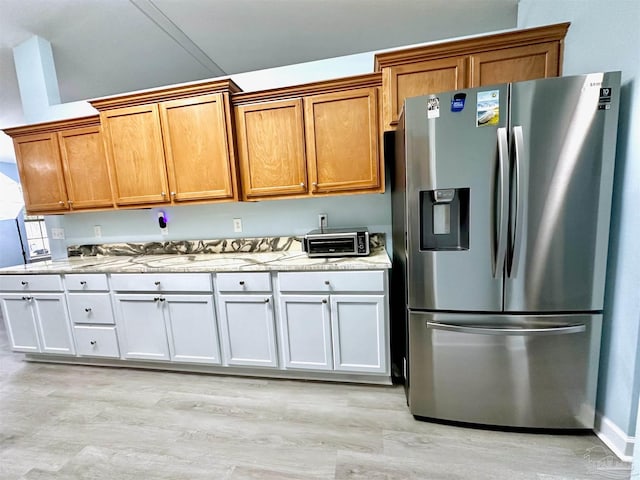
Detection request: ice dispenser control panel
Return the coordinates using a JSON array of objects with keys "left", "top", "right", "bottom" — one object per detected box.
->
[{"left": 420, "top": 188, "right": 469, "bottom": 251}]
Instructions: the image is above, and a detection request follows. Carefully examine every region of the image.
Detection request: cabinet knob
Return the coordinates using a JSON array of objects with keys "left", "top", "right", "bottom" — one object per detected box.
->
[
  {"left": 161, "top": 192, "right": 167, "bottom": 197},
  {"left": 80, "top": 281, "right": 87, "bottom": 286},
  {"left": 312, "top": 182, "right": 318, "bottom": 188},
  {"left": 239, "top": 281, "right": 245, "bottom": 286},
  {"left": 153, "top": 297, "right": 160, "bottom": 302},
  {"left": 84, "top": 307, "right": 92, "bottom": 313},
  {"left": 154, "top": 281, "right": 161, "bottom": 286},
  {"left": 21, "top": 296, "right": 27, "bottom": 301},
  {"left": 324, "top": 280, "right": 330, "bottom": 285},
  {"left": 90, "top": 340, "right": 97, "bottom": 346},
  {"left": 300, "top": 183, "right": 305, "bottom": 187},
  {"left": 322, "top": 298, "right": 328, "bottom": 304},
  {"left": 159, "top": 297, "right": 165, "bottom": 302},
  {"left": 264, "top": 298, "right": 270, "bottom": 303},
  {"left": 171, "top": 192, "right": 176, "bottom": 196},
  {"left": 58, "top": 200, "right": 65, "bottom": 205},
  {"left": 68, "top": 200, "right": 73, "bottom": 205},
  {"left": 21, "top": 281, "right": 28, "bottom": 286}
]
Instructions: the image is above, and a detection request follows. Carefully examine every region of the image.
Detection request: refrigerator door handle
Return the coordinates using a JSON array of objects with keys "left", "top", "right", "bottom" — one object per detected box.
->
[
  {"left": 494, "top": 127, "right": 509, "bottom": 278},
  {"left": 426, "top": 321, "right": 586, "bottom": 336},
  {"left": 509, "top": 125, "right": 525, "bottom": 277}
]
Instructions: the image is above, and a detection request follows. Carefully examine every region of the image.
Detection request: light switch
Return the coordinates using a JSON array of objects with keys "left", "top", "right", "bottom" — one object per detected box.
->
[{"left": 51, "top": 228, "right": 65, "bottom": 240}]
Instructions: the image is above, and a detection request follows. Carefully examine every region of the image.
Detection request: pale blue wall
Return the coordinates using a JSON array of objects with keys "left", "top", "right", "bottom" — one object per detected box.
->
[
  {"left": 519, "top": 0, "right": 640, "bottom": 436},
  {"left": 0, "top": 161, "right": 27, "bottom": 267}
]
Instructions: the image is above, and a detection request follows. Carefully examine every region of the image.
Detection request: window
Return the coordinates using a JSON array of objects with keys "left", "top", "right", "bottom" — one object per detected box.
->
[{"left": 24, "top": 215, "right": 50, "bottom": 261}]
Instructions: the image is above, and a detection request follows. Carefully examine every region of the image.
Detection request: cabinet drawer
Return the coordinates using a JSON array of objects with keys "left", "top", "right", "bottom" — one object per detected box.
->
[
  {"left": 67, "top": 293, "right": 115, "bottom": 324},
  {"left": 73, "top": 326, "right": 120, "bottom": 358},
  {"left": 110, "top": 273, "right": 212, "bottom": 292},
  {"left": 65, "top": 274, "right": 109, "bottom": 291},
  {"left": 216, "top": 272, "right": 272, "bottom": 292},
  {"left": 0, "top": 275, "right": 63, "bottom": 292},
  {"left": 278, "top": 271, "right": 385, "bottom": 293}
]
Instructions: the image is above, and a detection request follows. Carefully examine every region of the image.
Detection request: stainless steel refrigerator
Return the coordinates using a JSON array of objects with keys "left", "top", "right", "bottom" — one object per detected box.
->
[{"left": 392, "top": 72, "right": 621, "bottom": 429}]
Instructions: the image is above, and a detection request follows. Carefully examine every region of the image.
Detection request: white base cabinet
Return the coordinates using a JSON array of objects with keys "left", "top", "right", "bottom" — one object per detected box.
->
[
  {"left": 279, "top": 295, "right": 332, "bottom": 370},
  {"left": 114, "top": 294, "right": 220, "bottom": 364},
  {"left": 331, "top": 295, "right": 386, "bottom": 373},
  {"left": 217, "top": 294, "right": 277, "bottom": 367},
  {"left": 1, "top": 269, "right": 390, "bottom": 383},
  {"left": 277, "top": 271, "right": 388, "bottom": 375},
  {"left": 0, "top": 293, "right": 75, "bottom": 355}
]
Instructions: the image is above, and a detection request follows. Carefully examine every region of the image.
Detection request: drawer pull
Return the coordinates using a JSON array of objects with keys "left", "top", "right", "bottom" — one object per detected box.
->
[
  {"left": 264, "top": 298, "right": 269, "bottom": 303},
  {"left": 322, "top": 298, "right": 328, "bottom": 304},
  {"left": 21, "top": 281, "right": 28, "bottom": 286},
  {"left": 159, "top": 297, "right": 165, "bottom": 302},
  {"left": 154, "top": 281, "right": 161, "bottom": 286},
  {"left": 21, "top": 296, "right": 27, "bottom": 301},
  {"left": 84, "top": 307, "right": 92, "bottom": 313},
  {"left": 324, "top": 280, "right": 330, "bottom": 285},
  {"left": 90, "top": 340, "right": 97, "bottom": 346},
  {"left": 153, "top": 297, "right": 160, "bottom": 302},
  {"left": 80, "top": 281, "right": 87, "bottom": 286},
  {"left": 239, "top": 281, "right": 245, "bottom": 286}
]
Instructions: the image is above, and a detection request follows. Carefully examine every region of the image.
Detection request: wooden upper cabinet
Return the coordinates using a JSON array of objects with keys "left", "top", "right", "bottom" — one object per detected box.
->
[
  {"left": 58, "top": 125, "right": 113, "bottom": 209},
  {"left": 469, "top": 42, "right": 561, "bottom": 87},
  {"left": 375, "top": 22, "right": 569, "bottom": 130},
  {"left": 305, "top": 88, "right": 381, "bottom": 194},
  {"left": 90, "top": 79, "right": 242, "bottom": 208},
  {"left": 235, "top": 99, "right": 307, "bottom": 199},
  {"left": 5, "top": 116, "right": 114, "bottom": 214},
  {"left": 232, "top": 73, "right": 383, "bottom": 200},
  {"left": 100, "top": 104, "right": 169, "bottom": 206},
  {"left": 159, "top": 94, "right": 236, "bottom": 202},
  {"left": 382, "top": 57, "right": 466, "bottom": 130},
  {"left": 12, "top": 133, "right": 68, "bottom": 213}
]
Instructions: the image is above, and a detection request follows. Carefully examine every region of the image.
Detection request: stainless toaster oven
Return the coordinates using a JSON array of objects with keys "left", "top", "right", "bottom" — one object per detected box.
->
[{"left": 302, "top": 228, "right": 370, "bottom": 257}]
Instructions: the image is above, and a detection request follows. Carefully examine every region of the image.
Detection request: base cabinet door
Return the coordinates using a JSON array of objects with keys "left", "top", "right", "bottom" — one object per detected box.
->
[
  {"left": 114, "top": 295, "right": 169, "bottom": 360},
  {"left": 279, "top": 295, "right": 332, "bottom": 370},
  {"left": 331, "top": 295, "right": 386, "bottom": 373},
  {"left": 33, "top": 294, "right": 75, "bottom": 355},
  {"left": 164, "top": 295, "right": 221, "bottom": 364},
  {"left": 217, "top": 294, "right": 277, "bottom": 367},
  {"left": 0, "top": 295, "right": 41, "bottom": 353}
]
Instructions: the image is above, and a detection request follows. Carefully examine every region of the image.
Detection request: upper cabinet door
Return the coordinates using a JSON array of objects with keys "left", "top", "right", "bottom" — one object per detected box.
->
[
  {"left": 100, "top": 104, "right": 169, "bottom": 206},
  {"left": 13, "top": 133, "right": 69, "bottom": 213},
  {"left": 159, "top": 94, "right": 236, "bottom": 203},
  {"left": 304, "top": 88, "right": 381, "bottom": 194},
  {"left": 469, "top": 42, "right": 561, "bottom": 87},
  {"left": 58, "top": 125, "right": 114, "bottom": 210},
  {"left": 235, "top": 99, "right": 307, "bottom": 199},
  {"left": 383, "top": 57, "right": 467, "bottom": 130}
]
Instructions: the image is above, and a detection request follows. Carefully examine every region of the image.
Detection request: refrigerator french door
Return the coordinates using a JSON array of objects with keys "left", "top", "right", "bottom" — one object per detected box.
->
[{"left": 397, "top": 72, "right": 621, "bottom": 428}]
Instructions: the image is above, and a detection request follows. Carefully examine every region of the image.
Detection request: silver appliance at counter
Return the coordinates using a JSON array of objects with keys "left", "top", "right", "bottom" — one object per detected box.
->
[
  {"left": 302, "top": 228, "right": 369, "bottom": 257},
  {"left": 391, "top": 72, "right": 621, "bottom": 428}
]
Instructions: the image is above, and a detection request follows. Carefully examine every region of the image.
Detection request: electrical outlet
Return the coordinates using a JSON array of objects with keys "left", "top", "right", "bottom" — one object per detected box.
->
[
  {"left": 233, "top": 218, "right": 242, "bottom": 233},
  {"left": 51, "top": 228, "right": 65, "bottom": 240},
  {"left": 318, "top": 213, "right": 328, "bottom": 229},
  {"left": 94, "top": 225, "right": 102, "bottom": 238}
]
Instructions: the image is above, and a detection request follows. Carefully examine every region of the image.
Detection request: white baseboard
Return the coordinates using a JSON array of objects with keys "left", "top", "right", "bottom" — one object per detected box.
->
[{"left": 595, "top": 412, "right": 635, "bottom": 462}]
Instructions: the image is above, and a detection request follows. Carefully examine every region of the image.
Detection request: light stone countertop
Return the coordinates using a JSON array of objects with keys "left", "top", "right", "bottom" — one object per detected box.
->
[{"left": 0, "top": 249, "right": 392, "bottom": 275}]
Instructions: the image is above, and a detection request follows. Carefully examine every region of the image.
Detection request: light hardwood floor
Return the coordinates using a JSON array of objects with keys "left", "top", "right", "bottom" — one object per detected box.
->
[{"left": 0, "top": 311, "right": 630, "bottom": 479}]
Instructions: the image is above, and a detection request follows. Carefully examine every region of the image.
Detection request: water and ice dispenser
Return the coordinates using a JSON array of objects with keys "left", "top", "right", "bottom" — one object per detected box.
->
[{"left": 420, "top": 188, "right": 469, "bottom": 250}]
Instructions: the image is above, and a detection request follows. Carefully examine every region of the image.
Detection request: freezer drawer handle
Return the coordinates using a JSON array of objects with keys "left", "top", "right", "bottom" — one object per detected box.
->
[{"left": 426, "top": 321, "right": 586, "bottom": 336}]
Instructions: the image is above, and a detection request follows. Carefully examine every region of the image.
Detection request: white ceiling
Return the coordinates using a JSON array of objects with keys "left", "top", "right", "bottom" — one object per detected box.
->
[{"left": 0, "top": 0, "right": 519, "bottom": 162}]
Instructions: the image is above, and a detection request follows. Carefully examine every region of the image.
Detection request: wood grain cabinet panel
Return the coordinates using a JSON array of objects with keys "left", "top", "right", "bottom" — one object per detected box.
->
[
  {"left": 100, "top": 104, "right": 169, "bottom": 206},
  {"left": 12, "top": 133, "right": 69, "bottom": 213},
  {"left": 469, "top": 42, "right": 561, "bottom": 87},
  {"left": 375, "top": 22, "right": 569, "bottom": 130},
  {"left": 160, "top": 94, "right": 236, "bottom": 202},
  {"left": 235, "top": 99, "right": 307, "bottom": 198},
  {"left": 58, "top": 125, "right": 113, "bottom": 209},
  {"left": 304, "top": 87, "right": 381, "bottom": 194},
  {"left": 383, "top": 57, "right": 467, "bottom": 130}
]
